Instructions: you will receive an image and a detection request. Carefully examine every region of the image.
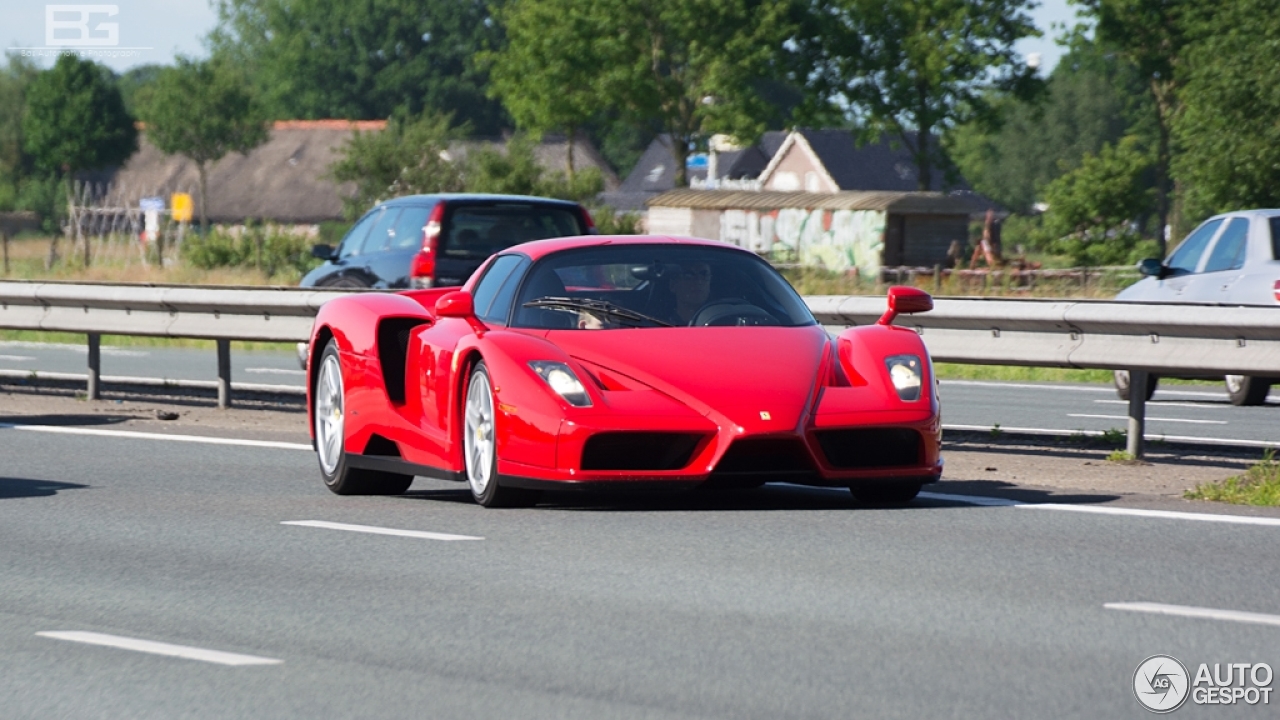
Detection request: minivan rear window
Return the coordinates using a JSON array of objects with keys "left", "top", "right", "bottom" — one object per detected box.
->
[
  {"left": 1270, "top": 217, "right": 1280, "bottom": 260},
  {"left": 441, "top": 203, "right": 584, "bottom": 259}
]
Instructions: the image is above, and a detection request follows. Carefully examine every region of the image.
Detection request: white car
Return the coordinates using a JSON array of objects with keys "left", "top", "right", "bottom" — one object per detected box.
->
[{"left": 1114, "top": 208, "right": 1280, "bottom": 405}]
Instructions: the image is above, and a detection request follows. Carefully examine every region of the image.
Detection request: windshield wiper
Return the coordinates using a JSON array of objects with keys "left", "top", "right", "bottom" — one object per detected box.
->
[{"left": 522, "top": 296, "right": 674, "bottom": 327}]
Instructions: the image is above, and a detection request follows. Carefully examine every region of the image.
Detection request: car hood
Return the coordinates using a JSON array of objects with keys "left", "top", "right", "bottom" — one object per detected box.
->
[{"left": 547, "top": 325, "right": 829, "bottom": 429}]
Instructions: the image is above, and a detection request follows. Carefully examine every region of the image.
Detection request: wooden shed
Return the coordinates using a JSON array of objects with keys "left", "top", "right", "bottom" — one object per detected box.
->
[{"left": 646, "top": 189, "right": 987, "bottom": 278}]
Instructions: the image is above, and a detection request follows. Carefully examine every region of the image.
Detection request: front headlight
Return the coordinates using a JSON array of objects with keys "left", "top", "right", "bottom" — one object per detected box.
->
[
  {"left": 885, "top": 355, "right": 923, "bottom": 401},
  {"left": 529, "top": 361, "right": 592, "bottom": 407}
]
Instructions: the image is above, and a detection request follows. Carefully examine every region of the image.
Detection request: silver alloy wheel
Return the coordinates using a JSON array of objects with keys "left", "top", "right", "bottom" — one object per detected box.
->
[
  {"left": 464, "top": 369, "right": 495, "bottom": 497},
  {"left": 315, "top": 352, "right": 344, "bottom": 476},
  {"left": 1226, "top": 375, "right": 1244, "bottom": 394}
]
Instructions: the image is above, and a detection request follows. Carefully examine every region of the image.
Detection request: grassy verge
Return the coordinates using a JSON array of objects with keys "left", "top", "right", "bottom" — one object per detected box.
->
[
  {"left": 1185, "top": 451, "right": 1280, "bottom": 506},
  {"left": 0, "top": 329, "right": 294, "bottom": 352}
]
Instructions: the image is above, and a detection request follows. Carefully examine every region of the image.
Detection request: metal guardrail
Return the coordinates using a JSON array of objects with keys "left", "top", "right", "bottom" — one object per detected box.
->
[
  {"left": 2, "top": 281, "right": 1277, "bottom": 456},
  {"left": 0, "top": 281, "right": 346, "bottom": 407}
]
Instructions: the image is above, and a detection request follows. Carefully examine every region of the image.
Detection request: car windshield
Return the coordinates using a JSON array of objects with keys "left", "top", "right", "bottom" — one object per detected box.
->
[{"left": 512, "top": 245, "right": 816, "bottom": 329}]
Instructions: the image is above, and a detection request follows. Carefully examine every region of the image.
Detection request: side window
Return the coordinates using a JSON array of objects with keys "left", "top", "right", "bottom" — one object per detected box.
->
[
  {"left": 1269, "top": 217, "right": 1280, "bottom": 260},
  {"left": 1165, "top": 219, "right": 1223, "bottom": 275},
  {"left": 337, "top": 210, "right": 380, "bottom": 259},
  {"left": 390, "top": 206, "right": 433, "bottom": 251},
  {"left": 1203, "top": 218, "right": 1250, "bottom": 273},
  {"left": 472, "top": 255, "right": 528, "bottom": 323},
  {"left": 362, "top": 208, "right": 400, "bottom": 254}
]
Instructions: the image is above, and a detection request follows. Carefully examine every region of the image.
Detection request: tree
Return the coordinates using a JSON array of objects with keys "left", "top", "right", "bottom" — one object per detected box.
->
[
  {"left": 1172, "top": 0, "right": 1280, "bottom": 219},
  {"left": 1038, "top": 135, "right": 1155, "bottom": 265},
  {"left": 796, "top": 0, "right": 1040, "bottom": 191},
  {"left": 487, "top": 0, "right": 794, "bottom": 188},
  {"left": 597, "top": 0, "right": 797, "bottom": 187},
  {"left": 464, "top": 133, "right": 605, "bottom": 201},
  {"left": 484, "top": 0, "right": 600, "bottom": 178},
  {"left": 327, "top": 110, "right": 465, "bottom": 218},
  {"left": 1075, "top": 0, "right": 1193, "bottom": 255},
  {"left": 0, "top": 54, "right": 41, "bottom": 210},
  {"left": 22, "top": 54, "right": 137, "bottom": 264},
  {"left": 141, "top": 57, "right": 270, "bottom": 232},
  {"left": 211, "top": 0, "right": 506, "bottom": 134},
  {"left": 946, "top": 37, "right": 1150, "bottom": 213}
]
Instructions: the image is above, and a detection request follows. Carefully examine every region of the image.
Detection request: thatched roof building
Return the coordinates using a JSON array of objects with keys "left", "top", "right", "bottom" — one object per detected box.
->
[{"left": 100, "top": 121, "right": 618, "bottom": 224}]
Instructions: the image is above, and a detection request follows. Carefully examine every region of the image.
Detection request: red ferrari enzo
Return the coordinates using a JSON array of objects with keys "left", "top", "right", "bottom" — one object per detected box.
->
[{"left": 305, "top": 235, "right": 941, "bottom": 507}]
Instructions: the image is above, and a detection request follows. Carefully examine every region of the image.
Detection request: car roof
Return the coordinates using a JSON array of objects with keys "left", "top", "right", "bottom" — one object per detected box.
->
[
  {"left": 379, "top": 193, "right": 583, "bottom": 208},
  {"left": 1208, "top": 208, "right": 1280, "bottom": 221},
  {"left": 501, "top": 234, "right": 757, "bottom": 261}
]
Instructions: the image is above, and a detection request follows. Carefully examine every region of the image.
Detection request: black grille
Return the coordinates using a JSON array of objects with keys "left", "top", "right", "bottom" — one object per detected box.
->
[
  {"left": 713, "top": 437, "right": 815, "bottom": 476},
  {"left": 581, "top": 432, "right": 703, "bottom": 471},
  {"left": 816, "top": 428, "right": 921, "bottom": 469}
]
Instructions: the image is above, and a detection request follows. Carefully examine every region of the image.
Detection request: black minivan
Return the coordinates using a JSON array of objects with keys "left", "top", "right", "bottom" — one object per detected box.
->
[{"left": 301, "top": 194, "right": 596, "bottom": 289}]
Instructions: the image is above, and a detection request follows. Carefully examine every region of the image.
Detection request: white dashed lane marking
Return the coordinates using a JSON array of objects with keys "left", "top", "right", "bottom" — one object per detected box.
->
[
  {"left": 37, "top": 631, "right": 282, "bottom": 666},
  {"left": 919, "top": 492, "right": 1280, "bottom": 527},
  {"left": 1105, "top": 602, "right": 1280, "bottom": 628},
  {"left": 282, "top": 520, "right": 484, "bottom": 541}
]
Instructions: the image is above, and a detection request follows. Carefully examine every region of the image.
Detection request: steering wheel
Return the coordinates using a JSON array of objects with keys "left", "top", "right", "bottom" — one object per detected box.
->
[{"left": 689, "top": 297, "right": 779, "bottom": 326}]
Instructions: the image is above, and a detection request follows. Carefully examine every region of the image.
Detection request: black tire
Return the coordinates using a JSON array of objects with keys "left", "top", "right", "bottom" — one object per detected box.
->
[
  {"left": 463, "top": 361, "right": 541, "bottom": 508},
  {"left": 1113, "top": 370, "right": 1158, "bottom": 401},
  {"left": 850, "top": 481, "right": 923, "bottom": 504},
  {"left": 1225, "top": 375, "right": 1272, "bottom": 406},
  {"left": 313, "top": 340, "right": 413, "bottom": 495}
]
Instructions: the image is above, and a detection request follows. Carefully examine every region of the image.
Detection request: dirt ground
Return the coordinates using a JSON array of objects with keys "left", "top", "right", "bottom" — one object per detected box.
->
[{"left": 1, "top": 378, "right": 1265, "bottom": 506}]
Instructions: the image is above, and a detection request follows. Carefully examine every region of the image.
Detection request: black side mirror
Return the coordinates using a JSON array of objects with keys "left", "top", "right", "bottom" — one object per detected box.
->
[
  {"left": 311, "top": 243, "right": 337, "bottom": 261},
  {"left": 1137, "top": 258, "right": 1165, "bottom": 279}
]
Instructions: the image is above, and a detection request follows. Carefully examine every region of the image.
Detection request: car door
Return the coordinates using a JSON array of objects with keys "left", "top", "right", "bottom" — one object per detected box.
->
[
  {"left": 323, "top": 209, "right": 383, "bottom": 287},
  {"left": 1191, "top": 216, "right": 1251, "bottom": 302},
  {"left": 367, "top": 204, "right": 434, "bottom": 288},
  {"left": 1151, "top": 218, "right": 1225, "bottom": 300}
]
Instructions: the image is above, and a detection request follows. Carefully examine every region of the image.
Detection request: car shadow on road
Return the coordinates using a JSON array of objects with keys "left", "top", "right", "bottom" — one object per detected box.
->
[
  {"left": 401, "top": 479, "right": 1123, "bottom": 511},
  {"left": 924, "top": 479, "right": 1120, "bottom": 505},
  {"left": 0, "top": 477, "right": 88, "bottom": 499},
  {"left": 0, "top": 413, "right": 135, "bottom": 427}
]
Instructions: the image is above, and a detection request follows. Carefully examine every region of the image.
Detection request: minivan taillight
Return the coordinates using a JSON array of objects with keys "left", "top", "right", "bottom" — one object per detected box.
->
[
  {"left": 1274, "top": 280, "right": 1279, "bottom": 303},
  {"left": 581, "top": 206, "right": 597, "bottom": 234},
  {"left": 411, "top": 203, "right": 445, "bottom": 288}
]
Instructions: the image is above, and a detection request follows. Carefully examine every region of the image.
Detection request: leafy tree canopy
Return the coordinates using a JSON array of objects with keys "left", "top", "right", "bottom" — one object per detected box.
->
[
  {"left": 795, "top": 0, "right": 1041, "bottom": 191},
  {"left": 139, "top": 56, "right": 270, "bottom": 230},
  {"left": 210, "top": 0, "right": 506, "bottom": 134},
  {"left": 487, "top": 0, "right": 796, "bottom": 188},
  {"left": 327, "top": 110, "right": 465, "bottom": 219},
  {"left": 1038, "top": 135, "right": 1157, "bottom": 265},
  {"left": 1172, "top": 0, "right": 1280, "bottom": 219},
  {"left": 947, "top": 37, "right": 1152, "bottom": 213},
  {"left": 22, "top": 54, "right": 137, "bottom": 178}
]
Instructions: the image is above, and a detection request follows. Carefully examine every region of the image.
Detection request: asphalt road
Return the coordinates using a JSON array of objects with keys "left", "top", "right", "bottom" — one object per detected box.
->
[
  {"left": 2, "top": 426, "right": 1278, "bottom": 718},
  {"left": 4, "top": 340, "right": 1277, "bottom": 446}
]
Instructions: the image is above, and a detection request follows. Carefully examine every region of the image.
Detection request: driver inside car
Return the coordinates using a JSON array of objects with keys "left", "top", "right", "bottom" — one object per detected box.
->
[{"left": 665, "top": 262, "right": 712, "bottom": 325}]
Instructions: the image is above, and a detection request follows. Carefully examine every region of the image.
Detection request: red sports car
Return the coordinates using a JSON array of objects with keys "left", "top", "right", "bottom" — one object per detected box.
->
[{"left": 305, "top": 235, "right": 941, "bottom": 507}]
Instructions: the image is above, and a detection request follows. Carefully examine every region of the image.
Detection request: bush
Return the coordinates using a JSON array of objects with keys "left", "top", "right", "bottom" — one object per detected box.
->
[
  {"left": 588, "top": 206, "right": 642, "bottom": 235},
  {"left": 181, "top": 224, "right": 322, "bottom": 280}
]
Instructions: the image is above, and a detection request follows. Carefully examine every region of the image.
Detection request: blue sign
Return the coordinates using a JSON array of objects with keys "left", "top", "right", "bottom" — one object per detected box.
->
[{"left": 139, "top": 196, "right": 164, "bottom": 212}]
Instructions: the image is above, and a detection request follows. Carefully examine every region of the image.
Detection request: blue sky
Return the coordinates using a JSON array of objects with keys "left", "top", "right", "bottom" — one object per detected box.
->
[{"left": 2, "top": 0, "right": 1082, "bottom": 75}]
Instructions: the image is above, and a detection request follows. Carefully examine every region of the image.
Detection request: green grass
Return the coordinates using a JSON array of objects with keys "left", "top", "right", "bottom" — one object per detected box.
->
[
  {"left": 1185, "top": 451, "right": 1280, "bottom": 506},
  {"left": 0, "top": 329, "right": 294, "bottom": 352},
  {"left": 933, "top": 362, "right": 1113, "bottom": 384}
]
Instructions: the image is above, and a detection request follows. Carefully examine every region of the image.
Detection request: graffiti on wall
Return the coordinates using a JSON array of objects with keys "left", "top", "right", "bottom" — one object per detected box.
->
[{"left": 719, "top": 208, "right": 885, "bottom": 276}]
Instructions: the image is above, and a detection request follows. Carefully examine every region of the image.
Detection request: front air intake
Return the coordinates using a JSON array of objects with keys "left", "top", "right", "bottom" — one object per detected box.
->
[
  {"left": 712, "top": 437, "right": 815, "bottom": 477},
  {"left": 581, "top": 432, "right": 704, "bottom": 471},
  {"left": 816, "top": 428, "right": 921, "bottom": 469}
]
